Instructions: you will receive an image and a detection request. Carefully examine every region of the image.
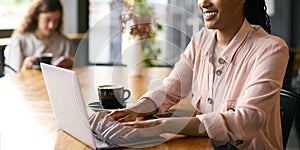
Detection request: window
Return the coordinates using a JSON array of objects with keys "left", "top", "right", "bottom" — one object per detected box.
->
[
  {"left": 89, "top": 0, "right": 113, "bottom": 64},
  {"left": 0, "top": 0, "right": 31, "bottom": 38},
  {"left": 266, "top": 0, "right": 275, "bottom": 16},
  {"left": 88, "top": 0, "right": 203, "bottom": 66},
  {"left": 0, "top": 0, "right": 31, "bottom": 30}
]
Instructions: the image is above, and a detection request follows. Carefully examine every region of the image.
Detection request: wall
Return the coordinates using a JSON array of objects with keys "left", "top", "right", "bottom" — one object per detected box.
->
[
  {"left": 270, "top": 0, "right": 292, "bottom": 46},
  {"left": 270, "top": 0, "right": 300, "bottom": 48},
  {"left": 291, "top": 0, "right": 300, "bottom": 47},
  {"left": 61, "top": 0, "right": 78, "bottom": 34},
  {"left": 61, "top": 0, "right": 89, "bottom": 67}
]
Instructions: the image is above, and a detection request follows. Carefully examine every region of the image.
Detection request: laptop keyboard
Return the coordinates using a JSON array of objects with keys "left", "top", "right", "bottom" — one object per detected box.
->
[
  {"left": 92, "top": 130, "right": 166, "bottom": 148},
  {"left": 92, "top": 120, "right": 166, "bottom": 148},
  {"left": 92, "top": 130, "right": 115, "bottom": 146}
]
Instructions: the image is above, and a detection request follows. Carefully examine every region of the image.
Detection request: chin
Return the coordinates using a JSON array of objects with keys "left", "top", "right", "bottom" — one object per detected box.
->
[
  {"left": 205, "top": 21, "right": 219, "bottom": 29},
  {"left": 205, "top": 24, "right": 216, "bottom": 30},
  {"left": 44, "top": 31, "right": 55, "bottom": 36},
  {"left": 43, "top": 33, "right": 53, "bottom": 38}
]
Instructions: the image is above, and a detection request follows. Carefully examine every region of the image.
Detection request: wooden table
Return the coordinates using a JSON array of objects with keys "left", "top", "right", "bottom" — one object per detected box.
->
[{"left": 0, "top": 66, "right": 213, "bottom": 150}]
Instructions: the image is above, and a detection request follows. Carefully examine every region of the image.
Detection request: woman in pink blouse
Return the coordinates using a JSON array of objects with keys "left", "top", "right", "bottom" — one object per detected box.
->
[{"left": 90, "top": 0, "right": 289, "bottom": 149}]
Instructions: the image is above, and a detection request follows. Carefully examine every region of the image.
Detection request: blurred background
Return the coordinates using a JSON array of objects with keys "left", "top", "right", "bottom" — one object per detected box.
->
[{"left": 0, "top": 0, "right": 299, "bottom": 149}]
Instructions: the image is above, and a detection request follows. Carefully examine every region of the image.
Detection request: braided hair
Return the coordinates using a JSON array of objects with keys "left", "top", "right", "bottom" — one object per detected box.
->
[{"left": 244, "top": 0, "right": 271, "bottom": 34}]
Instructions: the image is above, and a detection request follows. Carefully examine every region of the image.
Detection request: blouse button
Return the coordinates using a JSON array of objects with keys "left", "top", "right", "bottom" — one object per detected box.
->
[
  {"left": 216, "top": 70, "right": 222, "bottom": 76},
  {"left": 218, "top": 58, "right": 225, "bottom": 64},
  {"left": 227, "top": 108, "right": 235, "bottom": 111},
  {"left": 236, "top": 140, "right": 244, "bottom": 146},
  {"left": 207, "top": 98, "right": 213, "bottom": 104}
]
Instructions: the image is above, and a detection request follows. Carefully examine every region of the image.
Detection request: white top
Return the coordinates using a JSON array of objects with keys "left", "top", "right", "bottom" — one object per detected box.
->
[{"left": 4, "top": 32, "right": 74, "bottom": 74}]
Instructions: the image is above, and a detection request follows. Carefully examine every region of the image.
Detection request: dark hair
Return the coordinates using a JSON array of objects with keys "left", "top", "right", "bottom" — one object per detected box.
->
[
  {"left": 244, "top": 0, "right": 271, "bottom": 34},
  {"left": 14, "top": 0, "right": 64, "bottom": 35}
]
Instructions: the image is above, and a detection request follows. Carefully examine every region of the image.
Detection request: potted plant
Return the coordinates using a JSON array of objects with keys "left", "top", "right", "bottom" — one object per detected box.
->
[{"left": 111, "top": 0, "right": 162, "bottom": 67}]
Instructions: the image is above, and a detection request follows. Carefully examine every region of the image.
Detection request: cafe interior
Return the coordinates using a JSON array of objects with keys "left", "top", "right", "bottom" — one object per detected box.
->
[{"left": 0, "top": 0, "right": 300, "bottom": 149}]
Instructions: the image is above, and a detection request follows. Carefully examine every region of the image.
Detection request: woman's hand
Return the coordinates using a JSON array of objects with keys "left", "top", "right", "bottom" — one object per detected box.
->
[
  {"left": 89, "top": 108, "right": 139, "bottom": 131},
  {"left": 90, "top": 98, "right": 157, "bottom": 130},
  {"left": 21, "top": 57, "right": 35, "bottom": 71},
  {"left": 99, "top": 116, "right": 205, "bottom": 141},
  {"left": 89, "top": 111, "right": 111, "bottom": 131},
  {"left": 101, "top": 119, "right": 165, "bottom": 141},
  {"left": 89, "top": 98, "right": 160, "bottom": 143}
]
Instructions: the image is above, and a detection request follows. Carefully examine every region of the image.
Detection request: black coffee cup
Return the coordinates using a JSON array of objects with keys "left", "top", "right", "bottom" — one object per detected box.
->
[
  {"left": 32, "top": 53, "right": 53, "bottom": 69},
  {"left": 98, "top": 85, "right": 131, "bottom": 109}
]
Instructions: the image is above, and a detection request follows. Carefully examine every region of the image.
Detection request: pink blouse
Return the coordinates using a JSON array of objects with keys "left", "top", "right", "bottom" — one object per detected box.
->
[{"left": 142, "top": 20, "right": 289, "bottom": 149}]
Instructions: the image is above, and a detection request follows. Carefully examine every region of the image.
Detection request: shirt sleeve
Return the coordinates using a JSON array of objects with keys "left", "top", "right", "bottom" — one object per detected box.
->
[
  {"left": 141, "top": 40, "right": 196, "bottom": 113},
  {"left": 4, "top": 36, "right": 24, "bottom": 73},
  {"left": 197, "top": 40, "right": 289, "bottom": 147}
]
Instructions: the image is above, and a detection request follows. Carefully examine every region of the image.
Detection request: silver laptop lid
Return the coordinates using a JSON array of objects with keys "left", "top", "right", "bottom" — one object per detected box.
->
[{"left": 40, "top": 63, "right": 96, "bottom": 149}]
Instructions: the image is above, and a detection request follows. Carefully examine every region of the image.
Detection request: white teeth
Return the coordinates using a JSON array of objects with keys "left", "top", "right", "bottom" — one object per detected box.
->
[{"left": 204, "top": 12, "right": 217, "bottom": 17}]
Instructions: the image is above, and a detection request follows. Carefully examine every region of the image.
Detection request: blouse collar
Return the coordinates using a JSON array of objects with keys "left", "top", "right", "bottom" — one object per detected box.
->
[{"left": 204, "top": 19, "right": 253, "bottom": 63}]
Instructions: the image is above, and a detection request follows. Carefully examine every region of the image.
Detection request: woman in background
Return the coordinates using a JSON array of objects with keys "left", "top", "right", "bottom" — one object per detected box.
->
[
  {"left": 4, "top": 0, "right": 74, "bottom": 74},
  {"left": 90, "top": 0, "right": 289, "bottom": 149}
]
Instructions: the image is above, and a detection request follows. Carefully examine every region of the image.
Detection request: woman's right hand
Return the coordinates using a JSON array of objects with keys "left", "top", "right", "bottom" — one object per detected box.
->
[
  {"left": 21, "top": 56, "right": 35, "bottom": 71},
  {"left": 89, "top": 108, "right": 138, "bottom": 131},
  {"left": 109, "top": 108, "right": 139, "bottom": 123},
  {"left": 89, "top": 98, "right": 157, "bottom": 132}
]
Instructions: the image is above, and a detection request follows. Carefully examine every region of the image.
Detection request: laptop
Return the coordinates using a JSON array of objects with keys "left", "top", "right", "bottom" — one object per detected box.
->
[{"left": 40, "top": 63, "right": 165, "bottom": 149}]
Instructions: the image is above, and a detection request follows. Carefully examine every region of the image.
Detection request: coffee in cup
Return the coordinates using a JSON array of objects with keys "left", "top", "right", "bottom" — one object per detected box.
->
[
  {"left": 32, "top": 53, "right": 53, "bottom": 69},
  {"left": 98, "top": 85, "right": 131, "bottom": 109}
]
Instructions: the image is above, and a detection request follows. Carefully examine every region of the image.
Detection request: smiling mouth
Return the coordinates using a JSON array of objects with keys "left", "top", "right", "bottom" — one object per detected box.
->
[{"left": 203, "top": 11, "right": 218, "bottom": 20}]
